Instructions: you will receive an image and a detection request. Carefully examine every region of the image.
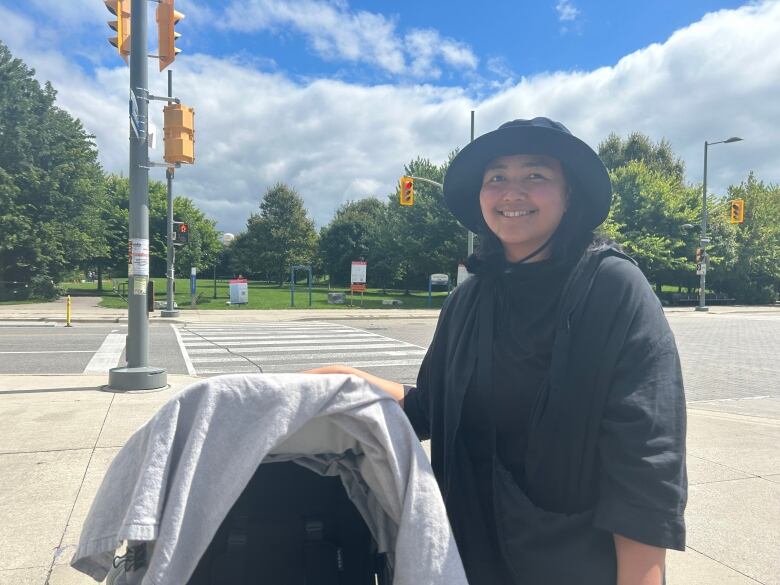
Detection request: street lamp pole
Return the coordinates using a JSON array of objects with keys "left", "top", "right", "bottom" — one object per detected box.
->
[{"left": 697, "top": 136, "right": 743, "bottom": 312}]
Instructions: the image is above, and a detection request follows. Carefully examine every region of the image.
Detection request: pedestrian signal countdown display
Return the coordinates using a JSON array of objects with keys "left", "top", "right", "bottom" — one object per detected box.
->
[
  {"left": 173, "top": 222, "right": 189, "bottom": 244},
  {"left": 104, "top": 0, "right": 131, "bottom": 64},
  {"left": 729, "top": 199, "right": 745, "bottom": 224},
  {"left": 163, "top": 103, "right": 195, "bottom": 164},
  {"left": 400, "top": 177, "right": 414, "bottom": 206}
]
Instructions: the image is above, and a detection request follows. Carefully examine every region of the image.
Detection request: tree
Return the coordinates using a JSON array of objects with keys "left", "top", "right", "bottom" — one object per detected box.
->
[
  {"left": 387, "top": 155, "right": 467, "bottom": 292},
  {"left": 318, "top": 197, "right": 386, "bottom": 286},
  {"left": 0, "top": 42, "right": 105, "bottom": 294},
  {"left": 599, "top": 132, "right": 685, "bottom": 181},
  {"left": 232, "top": 183, "right": 318, "bottom": 284},
  {"left": 707, "top": 173, "right": 780, "bottom": 303},
  {"left": 608, "top": 161, "right": 700, "bottom": 290}
]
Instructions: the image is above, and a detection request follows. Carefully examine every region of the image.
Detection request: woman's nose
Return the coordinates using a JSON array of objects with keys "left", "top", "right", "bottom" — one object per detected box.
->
[{"left": 501, "top": 178, "right": 528, "bottom": 199}]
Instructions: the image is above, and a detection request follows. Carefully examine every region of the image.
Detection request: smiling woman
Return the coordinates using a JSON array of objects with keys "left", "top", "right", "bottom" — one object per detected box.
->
[{"left": 310, "top": 117, "right": 687, "bottom": 585}]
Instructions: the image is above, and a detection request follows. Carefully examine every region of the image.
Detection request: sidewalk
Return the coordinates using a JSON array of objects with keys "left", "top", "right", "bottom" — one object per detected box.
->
[{"left": 1, "top": 373, "right": 778, "bottom": 584}]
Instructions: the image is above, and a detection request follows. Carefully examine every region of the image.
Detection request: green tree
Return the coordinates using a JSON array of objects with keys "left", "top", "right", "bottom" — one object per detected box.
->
[
  {"left": 233, "top": 183, "right": 318, "bottom": 284},
  {"left": 608, "top": 161, "right": 700, "bottom": 290},
  {"left": 707, "top": 173, "right": 780, "bottom": 303},
  {"left": 0, "top": 42, "right": 105, "bottom": 294},
  {"left": 318, "top": 197, "right": 386, "bottom": 286},
  {"left": 388, "top": 155, "right": 467, "bottom": 291},
  {"left": 599, "top": 132, "right": 685, "bottom": 181}
]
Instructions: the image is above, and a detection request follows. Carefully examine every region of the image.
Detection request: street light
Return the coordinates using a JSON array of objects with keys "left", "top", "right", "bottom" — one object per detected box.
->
[{"left": 697, "top": 136, "right": 743, "bottom": 311}]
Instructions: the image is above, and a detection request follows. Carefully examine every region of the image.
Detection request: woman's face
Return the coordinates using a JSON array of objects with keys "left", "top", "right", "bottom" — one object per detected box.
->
[{"left": 479, "top": 154, "right": 568, "bottom": 263}]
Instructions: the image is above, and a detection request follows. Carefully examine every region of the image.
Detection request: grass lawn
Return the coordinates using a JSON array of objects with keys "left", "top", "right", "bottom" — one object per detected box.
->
[{"left": 73, "top": 278, "right": 449, "bottom": 310}]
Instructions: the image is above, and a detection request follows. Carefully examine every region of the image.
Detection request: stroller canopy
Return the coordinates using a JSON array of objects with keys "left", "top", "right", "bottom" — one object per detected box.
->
[{"left": 71, "top": 373, "right": 468, "bottom": 585}]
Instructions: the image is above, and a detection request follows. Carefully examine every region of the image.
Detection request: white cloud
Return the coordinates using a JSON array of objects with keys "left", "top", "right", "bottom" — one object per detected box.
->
[
  {"left": 555, "top": 0, "right": 580, "bottom": 22},
  {"left": 2, "top": 1, "right": 779, "bottom": 239},
  {"left": 219, "top": 0, "right": 477, "bottom": 78}
]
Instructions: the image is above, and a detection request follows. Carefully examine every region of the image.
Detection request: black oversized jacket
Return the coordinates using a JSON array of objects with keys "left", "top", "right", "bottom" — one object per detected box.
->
[{"left": 403, "top": 245, "right": 687, "bottom": 583}]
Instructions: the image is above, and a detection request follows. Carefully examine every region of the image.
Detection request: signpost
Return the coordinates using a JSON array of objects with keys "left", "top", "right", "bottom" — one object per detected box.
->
[{"left": 350, "top": 261, "right": 367, "bottom": 306}]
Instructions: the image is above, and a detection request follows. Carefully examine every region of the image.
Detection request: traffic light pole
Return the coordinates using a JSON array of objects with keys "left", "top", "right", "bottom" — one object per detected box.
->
[
  {"left": 109, "top": 0, "right": 167, "bottom": 390},
  {"left": 697, "top": 141, "right": 709, "bottom": 312},
  {"left": 162, "top": 69, "right": 179, "bottom": 318}
]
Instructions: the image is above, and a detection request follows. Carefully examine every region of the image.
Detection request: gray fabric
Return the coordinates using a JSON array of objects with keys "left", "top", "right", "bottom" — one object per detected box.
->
[{"left": 71, "top": 374, "right": 467, "bottom": 585}]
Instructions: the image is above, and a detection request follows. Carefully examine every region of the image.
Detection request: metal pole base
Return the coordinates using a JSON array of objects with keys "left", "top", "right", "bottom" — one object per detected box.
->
[
  {"left": 695, "top": 306, "right": 710, "bottom": 312},
  {"left": 108, "top": 366, "right": 167, "bottom": 391},
  {"left": 160, "top": 309, "right": 180, "bottom": 317}
]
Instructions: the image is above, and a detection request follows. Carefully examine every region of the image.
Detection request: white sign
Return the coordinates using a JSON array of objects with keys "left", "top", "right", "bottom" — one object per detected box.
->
[
  {"left": 133, "top": 275, "right": 147, "bottom": 295},
  {"left": 191, "top": 266, "right": 197, "bottom": 277},
  {"left": 131, "top": 238, "right": 150, "bottom": 276},
  {"left": 696, "top": 263, "right": 706, "bottom": 276},
  {"left": 129, "top": 91, "right": 140, "bottom": 139},
  {"left": 457, "top": 264, "right": 470, "bottom": 286},
  {"left": 430, "top": 273, "right": 449, "bottom": 286},
  {"left": 351, "top": 261, "right": 367, "bottom": 284}
]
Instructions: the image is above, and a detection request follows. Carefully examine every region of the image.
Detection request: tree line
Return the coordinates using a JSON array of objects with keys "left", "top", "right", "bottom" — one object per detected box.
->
[{"left": 2, "top": 41, "right": 778, "bottom": 303}]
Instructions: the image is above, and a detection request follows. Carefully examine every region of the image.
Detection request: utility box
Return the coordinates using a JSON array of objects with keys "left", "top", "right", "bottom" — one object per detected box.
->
[{"left": 163, "top": 103, "right": 195, "bottom": 164}]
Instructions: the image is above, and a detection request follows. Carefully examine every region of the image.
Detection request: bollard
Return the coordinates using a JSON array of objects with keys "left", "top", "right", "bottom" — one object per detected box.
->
[{"left": 66, "top": 295, "right": 72, "bottom": 327}]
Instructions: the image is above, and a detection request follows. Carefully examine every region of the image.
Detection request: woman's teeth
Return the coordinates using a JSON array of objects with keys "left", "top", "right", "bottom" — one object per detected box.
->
[{"left": 500, "top": 210, "right": 534, "bottom": 217}]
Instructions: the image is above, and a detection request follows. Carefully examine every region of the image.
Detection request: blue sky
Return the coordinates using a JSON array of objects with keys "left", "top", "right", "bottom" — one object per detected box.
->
[{"left": 0, "top": 0, "right": 777, "bottom": 234}]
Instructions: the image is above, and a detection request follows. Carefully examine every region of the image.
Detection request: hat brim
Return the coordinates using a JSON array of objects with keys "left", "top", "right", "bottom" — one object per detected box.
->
[{"left": 443, "top": 124, "right": 612, "bottom": 233}]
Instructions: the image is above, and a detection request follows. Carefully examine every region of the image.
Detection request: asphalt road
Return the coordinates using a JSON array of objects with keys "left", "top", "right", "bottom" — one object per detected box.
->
[{"left": 2, "top": 312, "right": 779, "bottom": 402}]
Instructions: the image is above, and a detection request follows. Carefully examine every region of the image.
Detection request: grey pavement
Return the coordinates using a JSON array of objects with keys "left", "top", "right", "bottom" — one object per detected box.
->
[{"left": 1, "top": 301, "right": 779, "bottom": 584}]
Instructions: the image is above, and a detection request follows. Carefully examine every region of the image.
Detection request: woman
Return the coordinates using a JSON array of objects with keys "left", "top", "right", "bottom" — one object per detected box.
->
[{"left": 309, "top": 117, "right": 687, "bottom": 584}]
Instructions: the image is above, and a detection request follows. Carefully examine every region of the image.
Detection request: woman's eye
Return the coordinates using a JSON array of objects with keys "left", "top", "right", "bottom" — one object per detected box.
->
[
  {"left": 527, "top": 173, "right": 546, "bottom": 180},
  {"left": 487, "top": 174, "right": 506, "bottom": 183}
]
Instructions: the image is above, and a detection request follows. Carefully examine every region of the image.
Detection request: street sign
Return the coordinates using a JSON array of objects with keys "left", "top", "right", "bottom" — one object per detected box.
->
[
  {"left": 129, "top": 90, "right": 140, "bottom": 138},
  {"left": 696, "top": 263, "right": 706, "bottom": 276},
  {"left": 430, "top": 273, "right": 449, "bottom": 286}
]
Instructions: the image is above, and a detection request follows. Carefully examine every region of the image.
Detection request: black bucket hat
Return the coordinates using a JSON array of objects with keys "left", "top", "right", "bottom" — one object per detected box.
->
[{"left": 443, "top": 117, "right": 612, "bottom": 233}]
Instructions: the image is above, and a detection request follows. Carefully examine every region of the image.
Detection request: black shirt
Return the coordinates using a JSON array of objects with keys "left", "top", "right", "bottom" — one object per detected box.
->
[{"left": 456, "top": 258, "right": 572, "bottom": 583}]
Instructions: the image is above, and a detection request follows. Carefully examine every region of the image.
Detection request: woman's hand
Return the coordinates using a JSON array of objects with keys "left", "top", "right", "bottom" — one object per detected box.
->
[{"left": 304, "top": 364, "right": 406, "bottom": 403}]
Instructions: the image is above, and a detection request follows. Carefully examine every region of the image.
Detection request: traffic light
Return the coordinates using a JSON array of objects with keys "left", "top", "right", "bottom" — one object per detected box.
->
[
  {"left": 399, "top": 177, "right": 414, "bottom": 206},
  {"left": 695, "top": 248, "right": 703, "bottom": 263},
  {"left": 163, "top": 103, "right": 195, "bottom": 164},
  {"left": 105, "top": 0, "right": 131, "bottom": 64},
  {"left": 157, "top": 0, "right": 184, "bottom": 71},
  {"left": 729, "top": 199, "right": 745, "bottom": 224},
  {"left": 173, "top": 222, "right": 189, "bottom": 244}
]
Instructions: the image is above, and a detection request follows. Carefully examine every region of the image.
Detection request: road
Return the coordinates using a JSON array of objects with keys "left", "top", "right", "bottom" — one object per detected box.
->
[{"left": 2, "top": 312, "right": 780, "bottom": 401}]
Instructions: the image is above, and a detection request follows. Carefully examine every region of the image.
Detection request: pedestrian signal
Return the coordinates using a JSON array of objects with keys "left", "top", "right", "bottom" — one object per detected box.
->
[
  {"left": 104, "top": 0, "right": 131, "bottom": 64},
  {"left": 163, "top": 103, "right": 195, "bottom": 164},
  {"left": 173, "top": 222, "right": 189, "bottom": 244},
  {"left": 400, "top": 177, "right": 414, "bottom": 206},
  {"left": 729, "top": 199, "right": 745, "bottom": 224},
  {"left": 695, "top": 248, "right": 703, "bottom": 263}
]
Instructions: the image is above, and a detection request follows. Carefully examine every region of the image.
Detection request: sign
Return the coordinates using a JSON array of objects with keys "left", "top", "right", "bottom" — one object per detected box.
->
[
  {"left": 229, "top": 278, "right": 249, "bottom": 304},
  {"left": 457, "top": 264, "right": 470, "bottom": 286},
  {"left": 133, "top": 276, "right": 147, "bottom": 295},
  {"left": 129, "top": 90, "right": 140, "bottom": 139},
  {"left": 350, "top": 283, "right": 367, "bottom": 293},
  {"left": 430, "top": 273, "right": 449, "bottom": 286},
  {"left": 131, "top": 238, "right": 150, "bottom": 276},
  {"left": 350, "top": 261, "right": 367, "bottom": 284},
  {"left": 696, "top": 263, "right": 706, "bottom": 276},
  {"left": 190, "top": 267, "right": 197, "bottom": 295}
]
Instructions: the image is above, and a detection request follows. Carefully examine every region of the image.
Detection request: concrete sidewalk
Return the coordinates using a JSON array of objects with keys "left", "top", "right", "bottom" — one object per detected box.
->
[{"left": 0, "top": 374, "right": 778, "bottom": 584}]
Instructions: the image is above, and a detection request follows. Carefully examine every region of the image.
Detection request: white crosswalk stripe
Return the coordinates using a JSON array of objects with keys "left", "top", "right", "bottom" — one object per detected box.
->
[{"left": 175, "top": 322, "right": 426, "bottom": 375}]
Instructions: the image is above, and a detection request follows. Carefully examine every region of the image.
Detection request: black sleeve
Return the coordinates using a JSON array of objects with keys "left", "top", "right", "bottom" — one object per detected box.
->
[
  {"left": 591, "top": 259, "right": 688, "bottom": 551},
  {"left": 402, "top": 292, "right": 456, "bottom": 441}
]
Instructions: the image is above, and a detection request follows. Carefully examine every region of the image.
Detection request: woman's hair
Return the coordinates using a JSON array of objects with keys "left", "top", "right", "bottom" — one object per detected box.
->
[{"left": 464, "top": 166, "right": 600, "bottom": 274}]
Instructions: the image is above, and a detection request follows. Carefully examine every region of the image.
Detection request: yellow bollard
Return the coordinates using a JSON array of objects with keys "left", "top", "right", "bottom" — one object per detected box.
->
[{"left": 66, "top": 295, "right": 72, "bottom": 327}]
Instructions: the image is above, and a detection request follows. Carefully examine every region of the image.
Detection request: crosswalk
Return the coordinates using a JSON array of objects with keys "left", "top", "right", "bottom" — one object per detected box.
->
[{"left": 174, "top": 322, "right": 427, "bottom": 376}]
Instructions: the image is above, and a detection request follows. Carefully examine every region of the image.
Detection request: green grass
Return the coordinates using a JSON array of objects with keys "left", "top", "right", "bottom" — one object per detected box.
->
[{"left": 93, "top": 278, "right": 448, "bottom": 310}]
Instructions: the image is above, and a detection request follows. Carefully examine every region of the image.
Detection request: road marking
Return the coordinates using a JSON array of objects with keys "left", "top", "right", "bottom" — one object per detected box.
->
[
  {"left": 0, "top": 350, "right": 93, "bottom": 354},
  {"left": 189, "top": 349, "right": 427, "bottom": 364},
  {"left": 172, "top": 324, "right": 196, "bottom": 375},
  {"left": 82, "top": 332, "right": 125, "bottom": 373}
]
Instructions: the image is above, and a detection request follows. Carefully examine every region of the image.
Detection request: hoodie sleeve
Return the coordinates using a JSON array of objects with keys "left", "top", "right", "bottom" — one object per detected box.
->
[{"left": 590, "top": 259, "right": 688, "bottom": 551}]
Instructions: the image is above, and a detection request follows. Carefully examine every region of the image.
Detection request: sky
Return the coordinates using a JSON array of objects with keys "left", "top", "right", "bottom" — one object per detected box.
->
[{"left": 0, "top": 0, "right": 777, "bottom": 235}]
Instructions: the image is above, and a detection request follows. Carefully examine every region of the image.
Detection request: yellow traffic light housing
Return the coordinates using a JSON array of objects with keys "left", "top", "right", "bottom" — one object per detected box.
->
[
  {"left": 400, "top": 177, "right": 414, "bottom": 206},
  {"left": 157, "top": 0, "right": 185, "bottom": 71},
  {"left": 163, "top": 103, "right": 195, "bottom": 164},
  {"left": 105, "top": 0, "right": 131, "bottom": 64},
  {"left": 729, "top": 199, "right": 745, "bottom": 224}
]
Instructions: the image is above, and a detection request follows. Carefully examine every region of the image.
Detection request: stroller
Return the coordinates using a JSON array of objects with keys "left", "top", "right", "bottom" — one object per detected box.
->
[{"left": 71, "top": 374, "right": 468, "bottom": 585}]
